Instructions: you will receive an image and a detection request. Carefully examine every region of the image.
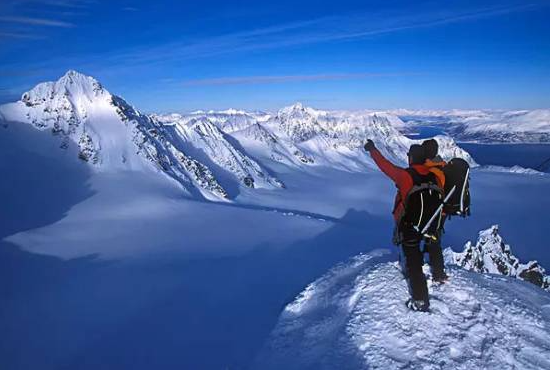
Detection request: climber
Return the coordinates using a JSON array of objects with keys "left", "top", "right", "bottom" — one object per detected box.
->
[
  {"left": 421, "top": 138, "right": 449, "bottom": 283},
  {"left": 364, "top": 139, "right": 446, "bottom": 312}
]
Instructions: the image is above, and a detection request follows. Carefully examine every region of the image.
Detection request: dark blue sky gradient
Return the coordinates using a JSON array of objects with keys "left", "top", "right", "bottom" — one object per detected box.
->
[{"left": 0, "top": 0, "right": 548, "bottom": 112}]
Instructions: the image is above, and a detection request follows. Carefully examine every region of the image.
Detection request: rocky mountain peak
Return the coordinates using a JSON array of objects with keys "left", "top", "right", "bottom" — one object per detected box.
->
[{"left": 444, "top": 225, "right": 549, "bottom": 290}]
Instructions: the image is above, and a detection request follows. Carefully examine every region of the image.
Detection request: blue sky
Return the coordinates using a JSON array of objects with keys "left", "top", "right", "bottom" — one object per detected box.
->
[{"left": 0, "top": 0, "right": 549, "bottom": 112}]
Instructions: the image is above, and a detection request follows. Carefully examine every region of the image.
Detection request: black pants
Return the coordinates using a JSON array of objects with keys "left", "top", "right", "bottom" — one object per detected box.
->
[{"left": 400, "top": 228, "right": 446, "bottom": 303}]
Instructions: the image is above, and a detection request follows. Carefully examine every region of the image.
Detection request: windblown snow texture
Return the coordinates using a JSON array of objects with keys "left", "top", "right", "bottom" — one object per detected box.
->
[
  {"left": 255, "top": 250, "right": 550, "bottom": 370},
  {"left": 444, "top": 225, "right": 550, "bottom": 290}
]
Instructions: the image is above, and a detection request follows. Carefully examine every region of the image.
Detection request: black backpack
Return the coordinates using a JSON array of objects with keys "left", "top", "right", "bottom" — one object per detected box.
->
[
  {"left": 401, "top": 169, "right": 444, "bottom": 239},
  {"left": 442, "top": 158, "right": 471, "bottom": 217}
]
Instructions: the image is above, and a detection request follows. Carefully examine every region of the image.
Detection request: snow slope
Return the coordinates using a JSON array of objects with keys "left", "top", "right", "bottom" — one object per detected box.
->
[
  {"left": 154, "top": 115, "right": 283, "bottom": 190},
  {"left": 0, "top": 71, "right": 286, "bottom": 200},
  {"left": 255, "top": 250, "right": 550, "bottom": 370},
  {"left": 0, "top": 71, "right": 230, "bottom": 200}
]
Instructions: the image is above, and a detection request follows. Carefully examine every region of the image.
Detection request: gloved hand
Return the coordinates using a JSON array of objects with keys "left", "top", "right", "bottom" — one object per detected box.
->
[{"left": 364, "top": 139, "right": 375, "bottom": 152}]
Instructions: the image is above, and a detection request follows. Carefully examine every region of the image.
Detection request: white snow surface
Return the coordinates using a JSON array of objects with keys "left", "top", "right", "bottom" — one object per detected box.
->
[{"left": 254, "top": 250, "right": 550, "bottom": 370}]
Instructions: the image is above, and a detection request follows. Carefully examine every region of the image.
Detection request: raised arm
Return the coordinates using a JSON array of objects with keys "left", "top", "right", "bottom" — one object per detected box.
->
[{"left": 364, "top": 140, "right": 406, "bottom": 184}]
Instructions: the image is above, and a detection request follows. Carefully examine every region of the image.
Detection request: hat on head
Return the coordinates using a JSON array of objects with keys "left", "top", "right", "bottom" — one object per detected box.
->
[
  {"left": 422, "top": 139, "right": 439, "bottom": 160},
  {"left": 408, "top": 144, "right": 426, "bottom": 165}
]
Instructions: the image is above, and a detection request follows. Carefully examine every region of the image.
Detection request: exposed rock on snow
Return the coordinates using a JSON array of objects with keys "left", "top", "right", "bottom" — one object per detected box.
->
[
  {"left": 160, "top": 116, "right": 284, "bottom": 189},
  {"left": 216, "top": 102, "right": 475, "bottom": 169},
  {"left": 0, "top": 71, "right": 281, "bottom": 200},
  {"left": 275, "top": 102, "right": 330, "bottom": 142},
  {"left": 444, "top": 225, "right": 550, "bottom": 290},
  {"left": 254, "top": 250, "right": 550, "bottom": 370},
  {"left": 231, "top": 122, "right": 315, "bottom": 165}
]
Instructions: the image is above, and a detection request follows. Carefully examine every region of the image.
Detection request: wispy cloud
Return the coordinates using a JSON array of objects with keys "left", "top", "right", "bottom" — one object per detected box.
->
[
  {"left": 183, "top": 73, "right": 421, "bottom": 86},
  {"left": 10, "top": 0, "right": 96, "bottom": 9},
  {"left": 90, "top": 2, "right": 542, "bottom": 68},
  {"left": 43, "top": 0, "right": 95, "bottom": 8},
  {"left": 0, "top": 15, "right": 75, "bottom": 27},
  {"left": 0, "top": 1, "right": 544, "bottom": 78},
  {"left": 0, "top": 31, "right": 46, "bottom": 39}
]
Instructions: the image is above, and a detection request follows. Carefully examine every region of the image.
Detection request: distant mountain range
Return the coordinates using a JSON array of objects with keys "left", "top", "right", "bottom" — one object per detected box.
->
[
  {"left": 10, "top": 70, "right": 547, "bottom": 202},
  {"left": 392, "top": 108, "right": 550, "bottom": 143}
]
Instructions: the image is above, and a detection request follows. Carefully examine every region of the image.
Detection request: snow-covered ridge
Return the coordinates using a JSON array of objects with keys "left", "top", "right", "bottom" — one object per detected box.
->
[
  {"left": 168, "top": 101, "right": 474, "bottom": 170},
  {"left": 0, "top": 71, "right": 283, "bottom": 200},
  {"left": 255, "top": 250, "right": 550, "bottom": 369},
  {"left": 444, "top": 225, "right": 550, "bottom": 290},
  {"left": 0, "top": 71, "right": 476, "bottom": 200}
]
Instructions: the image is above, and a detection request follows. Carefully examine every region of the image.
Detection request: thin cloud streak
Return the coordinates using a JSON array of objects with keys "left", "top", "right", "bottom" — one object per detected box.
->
[
  {"left": 0, "top": 15, "right": 75, "bottom": 27},
  {"left": 10, "top": 0, "right": 96, "bottom": 9},
  {"left": 183, "top": 73, "right": 421, "bottom": 86},
  {"left": 0, "top": 2, "right": 543, "bottom": 77},
  {"left": 0, "top": 31, "right": 45, "bottom": 39},
  {"left": 94, "top": 2, "right": 542, "bottom": 68}
]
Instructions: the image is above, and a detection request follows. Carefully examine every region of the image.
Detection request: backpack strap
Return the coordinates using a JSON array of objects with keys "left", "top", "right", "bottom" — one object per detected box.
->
[
  {"left": 406, "top": 167, "right": 437, "bottom": 186},
  {"left": 428, "top": 167, "right": 445, "bottom": 188},
  {"left": 406, "top": 167, "right": 422, "bottom": 185}
]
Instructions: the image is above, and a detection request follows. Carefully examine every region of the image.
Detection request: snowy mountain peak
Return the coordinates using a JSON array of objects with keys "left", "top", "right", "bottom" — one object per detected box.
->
[
  {"left": 444, "top": 225, "right": 550, "bottom": 290},
  {"left": 289, "top": 102, "right": 304, "bottom": 110},
  {"left": 215, "top": 108, "right": 247, "bottom": 115},
  {"left": 22, "top": 70, "right": 106, "bottom": 107},
  {"left": 275, "top": 103, "right": 328, "bottom": 142},
  {"left": 59, "top": 69, "right": 99, "bottom": 86},
  {"left": 277, "top": 102, "right": 323, "bottom": 118}
]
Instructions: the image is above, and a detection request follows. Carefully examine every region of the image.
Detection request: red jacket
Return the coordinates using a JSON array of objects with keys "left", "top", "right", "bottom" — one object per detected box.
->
[{"left": 368, "top": 148, "right": 441, "bottom": 222}]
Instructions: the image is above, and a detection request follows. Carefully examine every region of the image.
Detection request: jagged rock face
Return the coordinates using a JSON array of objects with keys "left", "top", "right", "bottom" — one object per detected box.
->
[
  {"left": 0, "top": 71, "right": 231, "bottom": 200},
  {"left": 157, "top": 102, "right": 474, "bottom": 172},
  {"left": 18, "top": 70, "right": 106, "bottom": 162},
  {"left": 275, "top": 103, "right": 329, "bottom": 143},
  {"left": 161, "top": 117, "right": 284, "bottom": 189},
  {"left": 232, "top": 122, "right": 314, "bottom": 166},
  {"left": 444, "top": 225, "right": 550, "bottom": 290},
  {"left": 195, "top": 110, "right": 263, "bottom": 133}
]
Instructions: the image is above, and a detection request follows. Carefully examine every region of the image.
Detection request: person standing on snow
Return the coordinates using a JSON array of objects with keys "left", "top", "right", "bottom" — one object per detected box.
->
[
  {"left": 421, "top": 138, "right": 449, "bottom": 283},
  {"left": 363, "top": 139, "right": 447, "bottom": 312}
]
